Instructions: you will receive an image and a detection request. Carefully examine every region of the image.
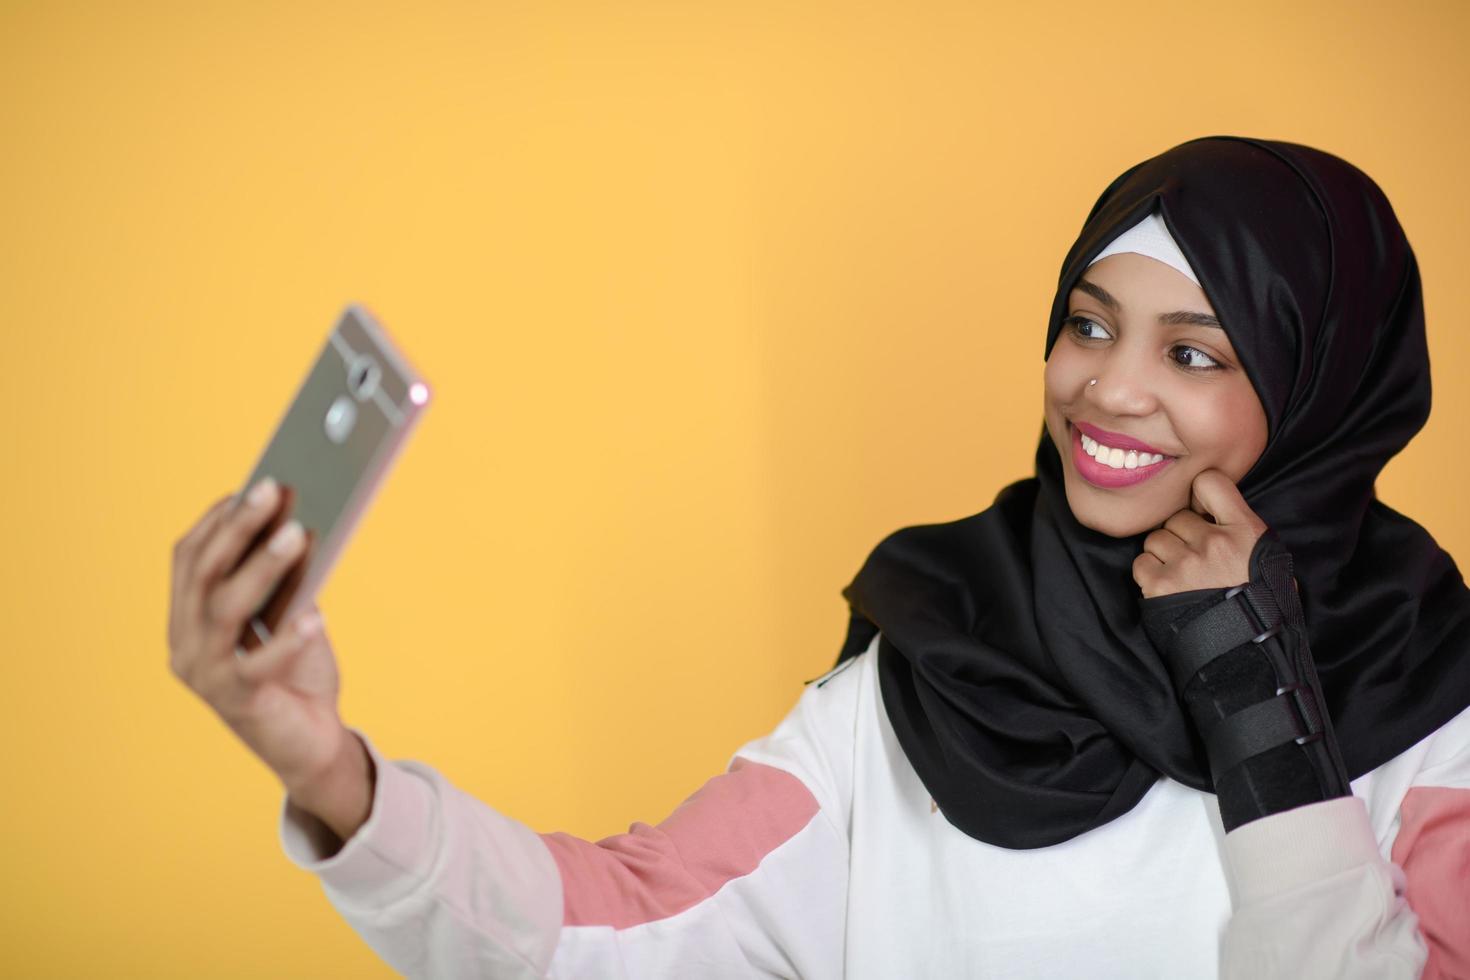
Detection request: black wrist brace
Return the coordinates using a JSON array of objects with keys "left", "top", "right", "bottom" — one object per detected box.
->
[{"left": 1140, "top": 528, "right": 1351, "bottom": 832}]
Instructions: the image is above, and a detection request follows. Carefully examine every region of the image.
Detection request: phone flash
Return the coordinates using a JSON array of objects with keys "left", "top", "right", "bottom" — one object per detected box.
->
[{"left": 410, "top": 383, "right": 430, "bottom": 405}]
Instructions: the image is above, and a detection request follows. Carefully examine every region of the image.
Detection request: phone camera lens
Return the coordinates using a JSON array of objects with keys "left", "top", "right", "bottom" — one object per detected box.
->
[{"left": 347, "top": 354, "right": 382, "bottom": 401}]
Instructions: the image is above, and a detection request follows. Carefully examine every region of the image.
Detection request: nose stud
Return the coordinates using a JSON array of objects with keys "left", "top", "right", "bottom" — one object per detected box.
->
[{"left": 1088, "top": 378, "right": 1098, "bottom": 386}]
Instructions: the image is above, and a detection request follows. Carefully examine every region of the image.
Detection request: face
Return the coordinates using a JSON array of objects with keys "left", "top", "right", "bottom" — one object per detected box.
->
[{"left": 1042, "top": 252, "right": 1269, "bottom": 538}]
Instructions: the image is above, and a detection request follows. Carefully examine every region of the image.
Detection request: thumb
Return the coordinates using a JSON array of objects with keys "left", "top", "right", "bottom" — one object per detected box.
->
[{"left": 1190, "top": 469, "right": 1260, "bottom": 528}]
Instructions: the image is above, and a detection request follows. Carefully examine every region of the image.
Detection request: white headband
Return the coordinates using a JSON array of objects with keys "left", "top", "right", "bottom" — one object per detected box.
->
[{"left": 1087, "top": 211, "right": 1201, "bottom": 288}]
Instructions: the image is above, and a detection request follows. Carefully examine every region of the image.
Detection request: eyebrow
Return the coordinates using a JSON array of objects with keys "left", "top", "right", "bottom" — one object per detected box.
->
[{"left": 1074, "top": 278, "right": 1223, "bottom": 329}]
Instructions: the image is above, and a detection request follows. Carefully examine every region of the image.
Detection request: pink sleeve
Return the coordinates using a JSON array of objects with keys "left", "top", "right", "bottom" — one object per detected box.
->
[
  {"left": 537, "top": 754, "right": 849, "bottom": 977},
  {"left": 540, "top": 757, "right": 821, "bottom": 929},
  {"left": 534, "top": 654, "right": 861, "bottom": 978},
  {"left": 1390, "top": 786, "right": 1470, "bottom": 980}
]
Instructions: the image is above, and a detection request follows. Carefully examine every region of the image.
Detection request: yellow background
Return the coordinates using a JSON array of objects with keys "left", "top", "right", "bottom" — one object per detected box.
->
[{"left": 3, "top": 1, "right": 1467, "bottom": 975}]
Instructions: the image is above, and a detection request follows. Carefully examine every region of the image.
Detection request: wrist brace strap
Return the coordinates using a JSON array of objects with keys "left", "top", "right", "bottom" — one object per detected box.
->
[{"left": 1142, "top": 529, "right": 1350, "bottom": 830}]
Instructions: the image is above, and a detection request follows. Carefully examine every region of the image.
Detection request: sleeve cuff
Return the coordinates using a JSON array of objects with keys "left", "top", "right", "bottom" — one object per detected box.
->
[
  {"left": 278, "top": 727, "right": 439, "bottom": 907},
  {"left": 1223, "top": 795, "right": 1384, "bottom": 907}
]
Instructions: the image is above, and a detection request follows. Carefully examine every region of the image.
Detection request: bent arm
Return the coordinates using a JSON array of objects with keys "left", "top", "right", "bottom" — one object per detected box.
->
[
  {"left": 1219, "top": 796, "right": 1425, "bottom": 979},
  {"left": 1221, "top": 705, "right": 1470, "bottom": 980}
]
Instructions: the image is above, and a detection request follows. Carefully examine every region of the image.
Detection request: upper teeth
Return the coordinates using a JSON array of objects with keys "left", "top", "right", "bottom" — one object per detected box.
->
[{"left": 1081, "top": 433, "right": 1165, "bottom": 470}]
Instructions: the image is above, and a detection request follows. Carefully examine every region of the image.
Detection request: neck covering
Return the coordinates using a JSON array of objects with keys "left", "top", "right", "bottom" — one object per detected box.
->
[
  {"left": 834, "top": 135, "right": 1470, "bottom": 849},
  {"left": 1088, "top": 211, "right": 1201, "bottom": 287}
]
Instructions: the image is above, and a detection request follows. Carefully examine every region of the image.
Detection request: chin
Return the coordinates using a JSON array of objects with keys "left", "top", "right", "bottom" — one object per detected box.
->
[
  {"left": 1070, "top": 508, "right": 1155, "bottom": 538},
  {"left": 1063, "top": 481, "right": 1169, "bottom": 538}
]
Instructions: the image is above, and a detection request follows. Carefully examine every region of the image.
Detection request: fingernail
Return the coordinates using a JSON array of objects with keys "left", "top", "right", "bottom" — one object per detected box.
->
[
  {"left": 248, "top": 477, "right": 278, "bottom": 507},
  {"left": 268, "top": 519, "right": 304, "bottom": 555}
]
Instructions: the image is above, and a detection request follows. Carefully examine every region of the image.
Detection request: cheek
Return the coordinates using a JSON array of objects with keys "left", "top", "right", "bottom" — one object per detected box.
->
[
  {"left": 1043, "top": 348, "right": 1085, "bottom": 402},
  {"left": 1180, "top": 388, "right": 1268, "bottom": 475}
]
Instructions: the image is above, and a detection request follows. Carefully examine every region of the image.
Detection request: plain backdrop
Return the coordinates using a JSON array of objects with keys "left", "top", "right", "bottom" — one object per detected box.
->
[{"left": 2, "top": 1, "right": 1467, "bottom": 975}]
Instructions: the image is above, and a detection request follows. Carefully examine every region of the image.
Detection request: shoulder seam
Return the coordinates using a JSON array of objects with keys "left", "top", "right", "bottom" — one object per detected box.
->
[{"left": 805, "top": 656, "right": 859, "bottom": 688}]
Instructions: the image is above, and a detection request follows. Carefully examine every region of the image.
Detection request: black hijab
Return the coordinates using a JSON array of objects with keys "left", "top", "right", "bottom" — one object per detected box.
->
[{"left": 834, "top": 135, "right": 1470, "bottom": 849}]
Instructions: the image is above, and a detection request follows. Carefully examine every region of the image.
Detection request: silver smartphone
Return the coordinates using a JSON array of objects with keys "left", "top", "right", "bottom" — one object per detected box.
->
[{"left": 232, "top": 304, "right": 431, "bottom": 654}]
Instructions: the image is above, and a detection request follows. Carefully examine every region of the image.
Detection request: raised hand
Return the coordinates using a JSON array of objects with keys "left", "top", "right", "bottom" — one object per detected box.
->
[
  {"left": 167, "top": 480, "right": 351, "bottom": 797},
  {"left": 1132, "top": 469, "right": 1269, "bottom": 599}
]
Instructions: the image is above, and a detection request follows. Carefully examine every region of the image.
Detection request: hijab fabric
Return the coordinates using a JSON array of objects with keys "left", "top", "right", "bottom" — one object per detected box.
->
[{"left": 835, "top": 135, "right": 1470, "bottom": 849}]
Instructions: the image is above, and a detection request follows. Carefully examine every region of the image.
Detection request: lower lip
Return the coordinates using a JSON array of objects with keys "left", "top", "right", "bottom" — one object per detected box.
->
[{"left": 1069, "top": 423, "right": 1174, "bottom": 489}]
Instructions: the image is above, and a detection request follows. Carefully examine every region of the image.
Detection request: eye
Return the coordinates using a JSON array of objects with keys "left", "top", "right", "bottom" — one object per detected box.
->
[
  {"left": 1170, "top": 344, "right": 1223, "bottom": 372},
  {"left": 1063, "top": 315, "right": 1111, "bottom": 341},
  {"left": 1064, "top": 314, "right": 1228, "bottom": 375}
]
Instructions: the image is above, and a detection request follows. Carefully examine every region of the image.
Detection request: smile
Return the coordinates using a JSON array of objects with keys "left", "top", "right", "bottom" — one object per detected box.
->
[{"left": 1069, "top": 423, "right": 1174, "bottom": 488}]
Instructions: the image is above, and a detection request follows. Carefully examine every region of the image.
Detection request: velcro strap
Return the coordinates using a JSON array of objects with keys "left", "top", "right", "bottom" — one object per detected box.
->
[
  {"left": 1164, "top": 587, "right": 1277, "bottom": 690},
  {"left": 1203, "top": 685, "right": 1325, "bottom": 776}
]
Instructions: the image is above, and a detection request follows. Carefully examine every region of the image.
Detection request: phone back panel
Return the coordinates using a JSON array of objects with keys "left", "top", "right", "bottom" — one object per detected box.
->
[{"left": 235, "top": 304, "right": 429, "bottom": 650}]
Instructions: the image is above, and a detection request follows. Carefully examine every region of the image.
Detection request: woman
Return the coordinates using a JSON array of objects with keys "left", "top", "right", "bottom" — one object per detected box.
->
[{"left": 169, "top": 136, "right": 1470, "bottom": 978}]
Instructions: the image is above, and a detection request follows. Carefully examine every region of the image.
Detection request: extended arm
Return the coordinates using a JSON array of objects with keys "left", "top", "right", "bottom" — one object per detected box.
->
[{"left": 276, "top": 652, "right": 862, "bottom": 979}]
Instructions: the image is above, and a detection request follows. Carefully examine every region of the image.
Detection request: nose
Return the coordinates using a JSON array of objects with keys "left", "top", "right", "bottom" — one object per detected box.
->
[{"left": 1086, "top": 354, "right": 1160, "bottom": 418}]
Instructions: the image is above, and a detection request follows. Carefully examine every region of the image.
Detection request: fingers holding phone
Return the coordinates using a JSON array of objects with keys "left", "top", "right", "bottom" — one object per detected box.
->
[
  {"left": 215, "top": 478, "right": 317, "bottom": 655},
  {"left": 168, "top": 481, "right": 346, "bottom": 792},
  {"left": 173, "top": 477, "right": 305, "bottom": 666}
]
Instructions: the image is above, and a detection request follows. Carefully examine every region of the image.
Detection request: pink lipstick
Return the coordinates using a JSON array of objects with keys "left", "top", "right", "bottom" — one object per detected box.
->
[
  {"left": 1072, "top": 421, "right": 1171, "bottom": 457},
  {"left": 1068, "top": 422, "right": 1175, "bottom": 489}
]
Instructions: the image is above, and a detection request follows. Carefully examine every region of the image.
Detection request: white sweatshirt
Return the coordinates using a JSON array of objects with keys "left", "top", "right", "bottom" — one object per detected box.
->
[{"left": 278, "top": 635, "right": 1470, "bottom": 979}]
